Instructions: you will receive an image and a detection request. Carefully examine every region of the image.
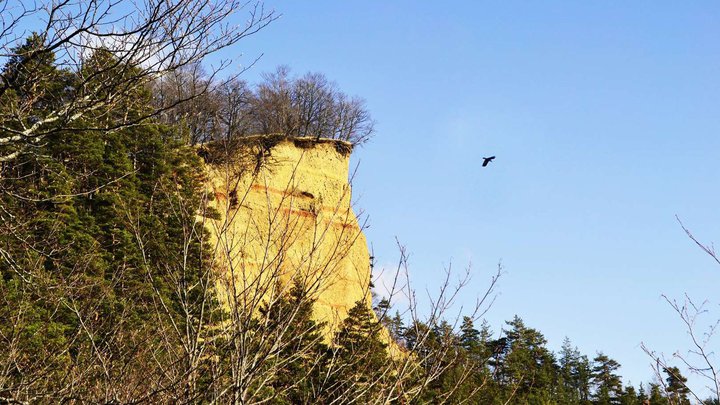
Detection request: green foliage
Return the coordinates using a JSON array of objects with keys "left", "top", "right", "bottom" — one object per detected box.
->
[
  {"left": 592, "top": 352, "right": 624, "bottom": 404},
  {"left": 620, "top": 385, "right": 642, "bottom": 405},
  {"left": 263, "top": 282, "right": 329, "bottom": 404},
  {"left": 0, "top": 42, "right": 216, "bottom": 402},
  {"left": 648, "top": 383, "right": 670, "bottom": 405},
  {"left": 487, "top": 316, "right": 558, "bottom": 404},
  {"left": 393, "top": 314, "right": 688, "bottom": 405},
  {"left": 559, "top": 337, "right": 593, "bottom": 404},
  {"left": 664, "top": 366, "right": 691, "bottom": 405},
  {"left": 326, "top": 300, "right": 392, "bottom": 401}
]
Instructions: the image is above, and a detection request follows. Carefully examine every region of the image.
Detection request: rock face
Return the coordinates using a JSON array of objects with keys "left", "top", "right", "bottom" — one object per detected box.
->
[{"left": 206, "top": 136, "right": 371, "bottom": 332}]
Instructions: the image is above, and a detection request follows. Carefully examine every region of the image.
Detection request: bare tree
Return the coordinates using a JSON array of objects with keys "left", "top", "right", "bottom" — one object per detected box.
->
[
  {"left": 0, "top": 0, "right": 276, "bottom": 163},
  {"left": 252, "top": 65, "right": 297, "bottom": 138},
  {"left": 249, "top": 66, "right": 375, "bottom": 145},
  {"left": 377, "top": 245, "right": 501, "bottom": 404},
  {"left": 215, "top": 78, "right": 256, "bottom": 142},
  {"left": 642, "top": 216, "right": 720, "bottom": 404},
  {"left": 151, "top": 64, "right": 222, "bottom": 145},
  {"left": 152, "top": 65, "right": 375, "bottom": 150}
]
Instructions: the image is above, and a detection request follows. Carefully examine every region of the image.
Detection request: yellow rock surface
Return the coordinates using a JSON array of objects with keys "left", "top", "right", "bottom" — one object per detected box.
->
[{"left": 206, "top": 136, "right": 371, "bottom": 333}]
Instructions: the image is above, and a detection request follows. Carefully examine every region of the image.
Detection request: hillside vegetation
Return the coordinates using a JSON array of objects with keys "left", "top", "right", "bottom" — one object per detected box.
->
[{"left": 0, "top": 36, "right": 701, "bottom": 404}]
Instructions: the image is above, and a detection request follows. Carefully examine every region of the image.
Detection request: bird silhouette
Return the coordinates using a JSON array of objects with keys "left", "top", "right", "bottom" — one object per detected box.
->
[{"left": 482, "top": 156, "right": 495, "bottom": 167}]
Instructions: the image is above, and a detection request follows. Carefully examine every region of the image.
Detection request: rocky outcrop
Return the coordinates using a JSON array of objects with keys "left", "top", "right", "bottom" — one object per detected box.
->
[{"left": 206, "top": 136, "right": 371, "bottom": 332}]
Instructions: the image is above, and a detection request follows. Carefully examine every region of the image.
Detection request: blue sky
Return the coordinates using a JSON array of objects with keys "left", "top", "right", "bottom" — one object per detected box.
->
[{"left": 230, "top": 1, "right": 720, "bottom": 391}]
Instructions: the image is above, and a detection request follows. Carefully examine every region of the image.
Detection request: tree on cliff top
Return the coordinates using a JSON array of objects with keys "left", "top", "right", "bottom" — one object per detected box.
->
[
  {"left": 253, "top": 66, "right": 375, "bottom": 144},
  {"left": 154, "top": 65, "right": 376, "bottom": 146}
]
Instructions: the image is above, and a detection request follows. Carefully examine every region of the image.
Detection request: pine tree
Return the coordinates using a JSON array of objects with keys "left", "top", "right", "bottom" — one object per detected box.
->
[
  {"left": 374, "top": 297, "right": 404, "bottom": 343},
  {"left": 620, "top": 385, "right": 642, "bottom": 405},
  {"left": 663, "top": 366, "right": 691, "bottom": 405},
  {"left": 257, "top": 282, "right": 328, "bottom": 404},
  {"left": 559, "top": 337, "right": 593, "bottom": 404},
  {"left": 648, "top": 383, "right": 670, "bottom": 405},
  {"left": 388, "top": 311, "right": 405, "bottom": 343},
  {"left": 460, "top": 316, "right": 480, "bottom": 351},
  {"left": 0, "top": 43, "right": 218, "bottom": 402},
  {"left": 638, "top": 383, "right": 648, "bottom": 403},
  {"left": 456, "top": 317, "right": 494, "bottom": 403},
  {"left": 592, "top": 352, "right": 624, "bottom": 405},
  {"left": 327, "top": 300, "right": 391, "bottom": 402},
  {"left": 496, "top": 316, "right": 557, "bottom": 403}
]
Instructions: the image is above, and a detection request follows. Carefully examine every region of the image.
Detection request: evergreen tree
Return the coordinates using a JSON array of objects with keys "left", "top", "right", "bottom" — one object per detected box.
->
[
  {"left": 495, "top": 316, "right": 558, "bottom": 404},
  {"left": 0, "top": 44, "right": 218, "bottom": 402},
  {"left": 431, "top": 319, "right": 493, "bottom": 403},
  {"left": 592, "top": 353, "right": 624, "bottom": 405},
  {"left": 559, "top": 337, "right": 593, "bottom": 404},
  {"left": 638, "top": 383, "right": 649, "bottom": 404},
  {"left": 0, "top": 33, "right": 72, "bottom": 139},
  {"left": 460, "top": 316, "right": 480, "bottom": 351},
  {"left": 663, "top": 366, "right": 691, "bottom": 405},
  {"left": 258, "top": 282, "right": 328, "bottom": 404},
  {"left": 619, "top": 385, "right": 642, "bottom": 405},
  {"left": 457, "top": 317, "right": 494, "bottom": 403},
  {"left": 648, "top": 383, "right": 670, "bottom": 405},
  {"left": 388, "top": 311, "right": 405, "bottom": 343},
  {"left": 327, "top": 300, "right": 391, "bottom": 402},
  {"left": 374, "top": 297, "right": 403, "bottom": 342}
]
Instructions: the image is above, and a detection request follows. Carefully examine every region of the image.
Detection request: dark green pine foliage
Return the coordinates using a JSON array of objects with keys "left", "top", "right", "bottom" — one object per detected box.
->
[
  {"left": 0, "top": 42, "right": 217, "bottom": 402},
  {"left": 619, "top": 385, "right": 642, "bottom": 405},
  {"left": 0, "top": 35, "right": 77, "bottom": 395},
  {"left": 474, "top": 319, "right": 505, "bottom": 403},
  {"left": 402, "top": 319, "right": 442, "bottom": 402},
  {"left": 559, "top": 337, "right": 593, "bottom": 404},
  {"left": 648, "top": 383, "right": 670, "bottom": 405},
  {"left": 388, "top": 311, "right": 405, "bottom": 343},
  {"left": 373, "top": 298, "right": 405, "bottom": 345},
  {"left": 592, "top": 352, "right": 624, "bottom": 405},
  {"left": 421, "top": 317, "right": 497, "bottom": 403},
  {"left": 663, "top": 366, "right": 691, "bottom": 405},
  {"left": 460, "top": 316, "right": 481, "bottom": 350},
  {"left": 637, "top": 383, "right": 649, "bottom": 404},
  {"left": 420, "top": 320, "right": 472, "bottom": 403},
  {"left": 456, "top": 317, "right": 494, "bottom": 403},
  {"left": 494, "top": 316, "right": 559, "bottom": 404},
  {"left": 0, "top": 33, "right": 74, "bottom": 141},
  {"left": 374, "top": 298, "right": 395, "bottom": 336},
  {"left": 261, "top": 282, "right": 329, "bottom": 404},
  {"left": 328, "top": 300, "right": 391, "bottom": 402}
]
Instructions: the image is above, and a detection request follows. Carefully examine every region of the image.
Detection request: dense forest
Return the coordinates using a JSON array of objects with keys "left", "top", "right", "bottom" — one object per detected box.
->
[{"left": 0, "top": 2, "right": 715, "bottom": 404}]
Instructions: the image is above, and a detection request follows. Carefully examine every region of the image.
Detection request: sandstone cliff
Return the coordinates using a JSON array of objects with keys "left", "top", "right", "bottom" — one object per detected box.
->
[{"left": 205, "top": 136, "right": 371, "bottom": 332}]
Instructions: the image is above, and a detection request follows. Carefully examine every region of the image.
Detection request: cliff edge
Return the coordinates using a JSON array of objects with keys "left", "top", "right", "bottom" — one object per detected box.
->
[{"left": 205, "top": 136, "right": 371, "bottom": 332}]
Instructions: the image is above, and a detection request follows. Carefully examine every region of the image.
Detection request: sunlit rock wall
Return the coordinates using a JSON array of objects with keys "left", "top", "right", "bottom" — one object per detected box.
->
[{"left": 206, "top": 136, "right": 371, "bottom": 332}]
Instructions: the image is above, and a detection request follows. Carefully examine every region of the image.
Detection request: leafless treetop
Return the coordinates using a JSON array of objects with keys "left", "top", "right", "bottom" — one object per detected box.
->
[{"left": 0, "top": 0, "right": 277, "bottom": 162}]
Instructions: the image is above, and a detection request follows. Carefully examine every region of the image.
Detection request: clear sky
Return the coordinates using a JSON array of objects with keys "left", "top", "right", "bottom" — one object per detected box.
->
[{"left": 228, "top": 1, "right": 720, "bottom": 391}]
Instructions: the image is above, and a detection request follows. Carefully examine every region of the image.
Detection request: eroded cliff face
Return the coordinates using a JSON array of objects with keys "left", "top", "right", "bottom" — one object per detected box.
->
[{"left": 206, "top": 137, "right": 370, "bottom": 332}]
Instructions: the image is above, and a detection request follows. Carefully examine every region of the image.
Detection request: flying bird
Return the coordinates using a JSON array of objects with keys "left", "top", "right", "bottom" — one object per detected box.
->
[{"left": 482, "top": 156, "right": 495, "bottom": 167}]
